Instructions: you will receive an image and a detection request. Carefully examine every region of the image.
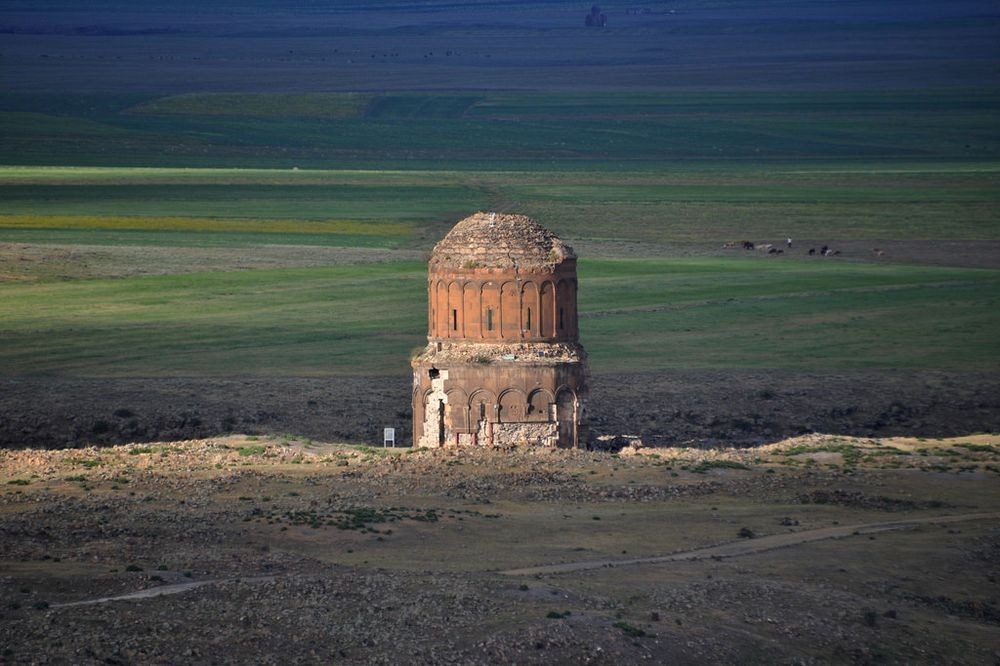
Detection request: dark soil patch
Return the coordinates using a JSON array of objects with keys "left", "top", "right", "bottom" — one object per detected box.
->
[
  {"left": 1, "top": 370, "right": 998, "bottom": 449},
  {"left": 796, "top": 489, "right": 955, "bottom": 512},
  {"left": 591, "top": 370, "right": 1000, "bottom": 447},
  {"left": 902, "top": 594, "right": 1000, "bottom": 625}
]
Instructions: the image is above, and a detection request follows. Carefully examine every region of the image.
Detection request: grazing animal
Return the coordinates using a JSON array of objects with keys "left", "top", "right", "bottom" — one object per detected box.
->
[
  {"left": 808, "top": 248, "right": 816, "bottom": 255},
  {"left": 768, "top": 247, "right": 778, "bottom": 254},
  {"left": 757, "top": 243, "right": 773, "bottom": 252},
  {"left": 742, "top": 240, "right": 755, "bottom": 250},
  {"left": 872, "top": 248, "right": 885, "bottom": 257},
  {"left": 820, "top": 245, "right": 829, "bottom": 255}
]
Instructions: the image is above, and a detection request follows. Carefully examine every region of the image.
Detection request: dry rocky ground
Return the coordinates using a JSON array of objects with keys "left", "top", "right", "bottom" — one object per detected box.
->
[{"left": 1, "top": 434, "right": 998, "bottom": 664}]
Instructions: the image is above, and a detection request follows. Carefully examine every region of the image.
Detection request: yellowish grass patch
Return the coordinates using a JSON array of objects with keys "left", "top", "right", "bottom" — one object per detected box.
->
[{"left": 0, "top": 214, "right": 411, "bottom": 236}]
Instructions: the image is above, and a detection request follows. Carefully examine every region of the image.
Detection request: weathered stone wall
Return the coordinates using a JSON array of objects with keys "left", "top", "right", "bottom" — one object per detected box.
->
[
  {"left": 427, "top": 265, "right": 578, "bottom": 342},
  {"left": 412, "top": 357, "right": 586, "bottom": 448},
  {"left": 490, "top": 422, "right": 559, "bottom": 447}
]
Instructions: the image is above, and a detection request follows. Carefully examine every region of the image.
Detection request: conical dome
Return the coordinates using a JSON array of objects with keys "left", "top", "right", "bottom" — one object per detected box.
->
[{"left": 430, "top": 212, "right": 575, "bottom": 271}]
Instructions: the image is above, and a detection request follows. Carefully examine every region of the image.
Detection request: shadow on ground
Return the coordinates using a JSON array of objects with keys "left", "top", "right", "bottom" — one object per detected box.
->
[{"left": 1, "top": 371, "right": 997, "bottom": 449}]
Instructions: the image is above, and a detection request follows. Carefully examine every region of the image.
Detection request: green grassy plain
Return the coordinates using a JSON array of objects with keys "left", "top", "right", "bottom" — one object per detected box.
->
[
  {"left": 0, "top": 258, "right": 996, "bottom": 377},
  {"left": 1, "top": 90, "right": 998, "bottom": 381},
  {"left": 2, "top": 91, "right": 998, "bottom": 168},
  {"left": 2, "top": 162, "right": 998, "bottom": 246}
]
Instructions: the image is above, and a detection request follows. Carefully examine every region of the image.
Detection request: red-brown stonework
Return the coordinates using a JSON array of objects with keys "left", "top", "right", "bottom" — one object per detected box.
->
[{"left": 412, "top": 212, "right": 588, "bottom": 448}]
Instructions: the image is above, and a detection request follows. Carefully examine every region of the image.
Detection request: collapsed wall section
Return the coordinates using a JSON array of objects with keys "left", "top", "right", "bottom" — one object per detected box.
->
[{"left": 412, "top": 343, "right": 587, "bottom": 448}]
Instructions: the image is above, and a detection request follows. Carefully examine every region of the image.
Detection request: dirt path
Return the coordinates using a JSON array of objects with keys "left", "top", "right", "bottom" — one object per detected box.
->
[
  {"left": 498, "top": 511, "right": 1000, "bottom": 576},
  {"left": 51, "top": 576, "right": 278, "bottom": 608},
  {"left": 50, "top": 513, "right": 1000, "bottom": 608}
]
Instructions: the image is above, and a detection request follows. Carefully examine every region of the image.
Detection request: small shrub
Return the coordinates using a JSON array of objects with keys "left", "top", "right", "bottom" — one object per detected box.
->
[
  {"left": 125, "top": 564, "right": 143, "bottom": 572},
  {"left": 690, "top": 460, "right": 750, "bottom": 474},
  {"left": 738, "top": 527, "right": 755, "bottom": 539},
  {"left": 32, "top": 601, "right": 49, "bottom": 610},
  {"left": 612, "top": 621, "right": 645, "bottom": 637},
  {"left": 546, "top": 610, "right": 571, "bottom": 619},
  {"left": 6, "top": 479, "right": 30, "bottom": 486},
  {"left": 959, "top": 443, "right": 999, "bottom": 454},
  {"left": 113, "top": 408, "right": 134, "bottom": 418},
  {"left": 237, "top": 445, "right": 266, "bottom": 457}
]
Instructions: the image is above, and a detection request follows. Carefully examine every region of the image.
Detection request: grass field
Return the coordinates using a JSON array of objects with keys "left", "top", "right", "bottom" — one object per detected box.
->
[
  {"left": 1, "top": 90, "right": 998, "bottom": 386},
  {"left": 0, "top": 258, "right": 996, "bottom": 377},
  {"left": 2, "top": 90, "right": 998, "bottom": 168},
  {"left": 2, "top": 161, "right": 998, "bottom": 246}
]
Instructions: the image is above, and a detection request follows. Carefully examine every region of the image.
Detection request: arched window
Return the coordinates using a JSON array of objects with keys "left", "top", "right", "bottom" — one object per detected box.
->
[
  {"left": 540, "top": 282, "right": 554, "bottom": 337},
  {"left": 521, "top": 281, "right": 538, "bottom": 336}
]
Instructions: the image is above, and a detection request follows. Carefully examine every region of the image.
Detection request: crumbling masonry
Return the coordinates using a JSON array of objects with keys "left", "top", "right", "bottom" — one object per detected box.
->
[{"left": 411, "top": 212, "right": 588, "bottom": 448}]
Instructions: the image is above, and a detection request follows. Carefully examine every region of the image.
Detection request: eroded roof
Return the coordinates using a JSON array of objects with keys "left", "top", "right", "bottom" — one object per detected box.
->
[{"left": 430, "top": 212, "right": 575, "bottom": 271}]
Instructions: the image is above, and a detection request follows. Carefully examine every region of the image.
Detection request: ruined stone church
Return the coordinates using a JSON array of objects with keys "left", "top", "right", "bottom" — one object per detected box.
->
[{"left": 411, "top": 212, "right": 588, "bottom": 448}]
